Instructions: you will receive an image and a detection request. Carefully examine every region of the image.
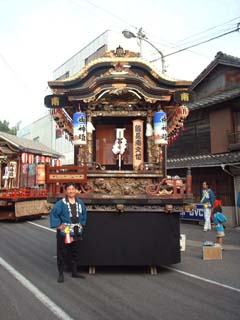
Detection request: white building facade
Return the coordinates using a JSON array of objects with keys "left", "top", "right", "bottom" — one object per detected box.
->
[
  {"left": 53, "top": 29, "right": 147, "bottom": 80},
  {"left": 17, "top": 114, "right": 74, "bottom": 164}
]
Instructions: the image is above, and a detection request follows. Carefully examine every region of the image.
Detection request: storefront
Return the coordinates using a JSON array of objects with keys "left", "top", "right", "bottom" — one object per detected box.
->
[{"left": 0, "top": 131, "right": 61, "bottom": 219}]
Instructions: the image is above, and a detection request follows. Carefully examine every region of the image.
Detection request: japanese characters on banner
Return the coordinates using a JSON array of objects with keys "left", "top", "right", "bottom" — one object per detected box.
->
[
  {"left": 73, "top": 112, "right": 87, "bottom": 145},
  {"left": 133, "top": 120, "right": 144, "bottom": 170},
  {"left": 153, "top": 111, "right": 168, "bottom": 145}
]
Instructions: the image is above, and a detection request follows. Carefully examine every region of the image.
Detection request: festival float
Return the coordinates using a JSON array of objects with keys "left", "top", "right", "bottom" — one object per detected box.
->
[
  {"left": 0, "top": 131, "right": 61, "bottom": 220},
  {"left": 44, "top": 47, "right": 193, "bottom": 272}
]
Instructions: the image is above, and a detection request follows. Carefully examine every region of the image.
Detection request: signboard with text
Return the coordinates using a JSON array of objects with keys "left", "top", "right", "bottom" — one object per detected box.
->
[
  {"left": 132, "top": 119, "right": 144, "bottom": 170},
  {"left": 180, "top": 204, "right": 204, "bottom": 221},
  {"left": 44, "top": 95, "right": 68, "bottom": 108}
]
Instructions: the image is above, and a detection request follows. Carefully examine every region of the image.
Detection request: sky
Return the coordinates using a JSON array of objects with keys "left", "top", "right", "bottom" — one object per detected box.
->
[{"left": 0, "top": 0, "right": 240, "bottom": 128}]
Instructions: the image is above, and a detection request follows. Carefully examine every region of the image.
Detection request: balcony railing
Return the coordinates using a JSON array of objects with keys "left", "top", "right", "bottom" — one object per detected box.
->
[{"left": 228, "top": 131, "right": 240, "bottom": 151}]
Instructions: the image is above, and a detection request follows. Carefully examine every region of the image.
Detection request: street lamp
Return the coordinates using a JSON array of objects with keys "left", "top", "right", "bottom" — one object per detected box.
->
[{"left": 122, "top": 28, "right": 166, "bottom": 74}]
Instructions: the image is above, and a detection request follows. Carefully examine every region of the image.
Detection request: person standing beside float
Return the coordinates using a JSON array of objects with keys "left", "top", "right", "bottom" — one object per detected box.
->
[
  {"left": 50, "top": 182, "right": 87, "bottom": 283},
  {"left": 200, "top": 181, "right": 216, "bottom": 232}
]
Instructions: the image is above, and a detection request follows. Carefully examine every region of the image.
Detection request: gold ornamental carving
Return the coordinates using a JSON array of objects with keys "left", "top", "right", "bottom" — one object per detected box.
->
[{"left": 90, "top": 177, "right": 152, "bottom": 195}]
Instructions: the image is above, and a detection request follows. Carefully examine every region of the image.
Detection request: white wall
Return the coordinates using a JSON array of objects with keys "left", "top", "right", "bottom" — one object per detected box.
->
[{"left": 17, "top": 114, "right": 74, "bottom": 164}]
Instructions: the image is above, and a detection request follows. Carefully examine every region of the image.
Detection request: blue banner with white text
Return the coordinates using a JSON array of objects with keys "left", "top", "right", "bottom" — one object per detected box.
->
[{"left": 180, "top": 204, "right": 204, "bottom": 221}]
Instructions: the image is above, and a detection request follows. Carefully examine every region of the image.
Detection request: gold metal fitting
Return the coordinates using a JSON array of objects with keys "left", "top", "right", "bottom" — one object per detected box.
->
[
  {"left": 116, "top": 204, "right": 124, "bottom": 213},
  {"left": 165, "top": 204, "right": 173, "bottom": 214}
]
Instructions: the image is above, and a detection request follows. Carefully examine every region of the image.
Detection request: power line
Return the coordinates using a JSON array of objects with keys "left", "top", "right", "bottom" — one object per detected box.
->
[
  {"left": 174, "top": 16, "right": 240, "bottom": 46},
  {"left": 167, "top": 25, "right": 233, "bottom": 50},
  {"left": 80, "top": 0, "right": 138, "bottom": 31},
  {"left": 145, "top": 17, "right": 239, "bottom": 53},
  {"left": 70, "top": 2, "right": 240, "bottom": 64},
  {"left": 149, "top": 25, "right": 236, "bottom": 61},
  {"left": 151, "top": 23, "right": 240, "bottom": 62}
]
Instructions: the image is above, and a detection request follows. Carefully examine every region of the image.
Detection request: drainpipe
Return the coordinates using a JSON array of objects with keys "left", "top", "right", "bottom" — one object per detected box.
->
[{"left": 221, "top": 164, "right": 239, "bottom": 226}]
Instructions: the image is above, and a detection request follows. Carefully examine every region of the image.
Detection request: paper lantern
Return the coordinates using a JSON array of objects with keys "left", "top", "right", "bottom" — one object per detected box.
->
[
  {"left": 153, "top": 111, "right": 168, "bottom": 145},
  {"left": 45, "top": 157, "right": 51, "bottom": 164},
  {"left": 35, "top": 155, "right": 40, "bottom": 164},
  {"left": 177, "top": 105, "right": 189, "bottom": 120},
  {"left": 28, "top": 154, "right": 34, "bottom": 164},
  {"left": 21, "top": 153, "right": 28, "bottom": 164},
  {"left": 73, "top": 112, "right": 87, "bottom": 145},
  {"left": 40, "top": 156, "right": 45, "bottom": 163}
]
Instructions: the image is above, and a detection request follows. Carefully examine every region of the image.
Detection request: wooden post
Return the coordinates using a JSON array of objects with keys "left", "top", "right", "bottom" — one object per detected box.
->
[
  {"left": 186, "top": 167, "right": 192, "bottom": 195},
  {"left": 0, "top": 162, "right": 2, "bottom": 188},
  {"left": 87, "top": 112, "right": 94, "bottom": 163},
  {"left": 74, "top": 145, "right": 79, "bottom": 166}
]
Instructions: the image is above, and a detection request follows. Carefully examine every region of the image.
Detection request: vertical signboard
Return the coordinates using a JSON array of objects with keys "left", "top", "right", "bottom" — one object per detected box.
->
[
  {"left": 73, "top": 112, "right": 87, "bottom": 145},
  {"left": 133, "top": 120, "right": 144, "bottom": 170}
]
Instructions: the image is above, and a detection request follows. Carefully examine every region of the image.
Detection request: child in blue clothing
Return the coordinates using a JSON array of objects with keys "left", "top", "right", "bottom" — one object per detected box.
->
[{"left": 212, "top": 206, "right": 227, "bottom": 247}]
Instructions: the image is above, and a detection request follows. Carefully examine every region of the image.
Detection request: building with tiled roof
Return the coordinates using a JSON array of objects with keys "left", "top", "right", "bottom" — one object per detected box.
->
[
  {"left": 0, "top": 131, "right": 62, "bottom": 158},
  {"left": 0, "top": 130, "right": 62, "bottom": 189},
  {"left": 167, "top": 52, "right": 240, "bottom": 226},
  {"left": 168, "top": 152, "right": 240, "bottom": 169}
]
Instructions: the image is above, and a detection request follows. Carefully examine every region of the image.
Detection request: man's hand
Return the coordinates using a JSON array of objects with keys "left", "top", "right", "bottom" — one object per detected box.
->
[{"left": 57, "top": 224, "right": 65, "bottom": 231}]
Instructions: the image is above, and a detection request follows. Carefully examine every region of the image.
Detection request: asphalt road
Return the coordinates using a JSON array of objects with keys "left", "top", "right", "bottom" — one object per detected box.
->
[{"left": 0, "top": 217, "right": 239, "bottom": 320}]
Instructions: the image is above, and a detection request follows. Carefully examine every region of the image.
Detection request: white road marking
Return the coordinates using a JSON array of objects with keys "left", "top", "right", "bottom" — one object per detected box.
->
[
  {"left": 0, "top": 256, "right": 74, "bottom": 320},
  {"left": 28, "top": 221, "right": 240, "bottom": 294},
  {"left": 164, "top": 266, "right": 240, "bottom": 293},
  {"left": 28, "top": 221, "right": 55, "bottom": 232}
]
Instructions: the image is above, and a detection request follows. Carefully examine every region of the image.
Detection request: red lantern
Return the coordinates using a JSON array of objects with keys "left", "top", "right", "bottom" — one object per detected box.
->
[
  {"left": 28, "top": 154, "right": 34, "bottom": 164},
  {"left": 45, "top": 157, "right": 51, "bottom": 164},
  {"left": 40, "top": 156, "right": 45, "bottom": 163},
  {"left": 178, "top": 105, "right": 189, "bottom": 119},
  {"left": 21, "top": 153, "right": 28, "bottom": 164}
]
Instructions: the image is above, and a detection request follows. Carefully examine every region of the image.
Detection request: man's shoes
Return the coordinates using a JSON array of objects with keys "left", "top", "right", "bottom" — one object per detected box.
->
[
  {"left": 71, "top": 262, "right": 85, "bottom": 279},
  {"left": 57, "top": 272, "right": 64, "bottom": 283}
]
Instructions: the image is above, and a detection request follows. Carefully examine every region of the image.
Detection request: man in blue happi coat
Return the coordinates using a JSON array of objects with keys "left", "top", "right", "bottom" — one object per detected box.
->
[
  {"left": 50, "top": 182, "right": 87, "bottom": 283},
  {"left": 201, "top": 181, "right": 215, "bottom": 231}
]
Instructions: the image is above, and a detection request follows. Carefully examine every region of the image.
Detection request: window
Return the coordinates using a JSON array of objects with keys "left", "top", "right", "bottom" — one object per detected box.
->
[
  {"left": 234, "top": 110, "right": 240, "bottom": 132},
  {"left": 56, "top": 129, "right": 62, "bottom": 139}
]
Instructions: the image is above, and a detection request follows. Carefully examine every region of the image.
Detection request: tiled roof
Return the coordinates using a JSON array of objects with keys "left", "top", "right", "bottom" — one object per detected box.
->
[
  {"left": 187, "top": 87, "right": 240, "bottom": 111},
  {"left": 191, "top": 52, "right": 240, "bottom": 90},
  {"left": 0, "top": 131, "right": 62, "bottom": 157},
  {"left": 167, "top": 151, "right": 240, "bottom": 169}
]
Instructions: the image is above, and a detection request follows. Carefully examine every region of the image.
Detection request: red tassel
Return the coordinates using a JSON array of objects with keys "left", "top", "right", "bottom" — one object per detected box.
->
[{"left": 65, "top": 233, "right": 73, "bottom": 244}]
